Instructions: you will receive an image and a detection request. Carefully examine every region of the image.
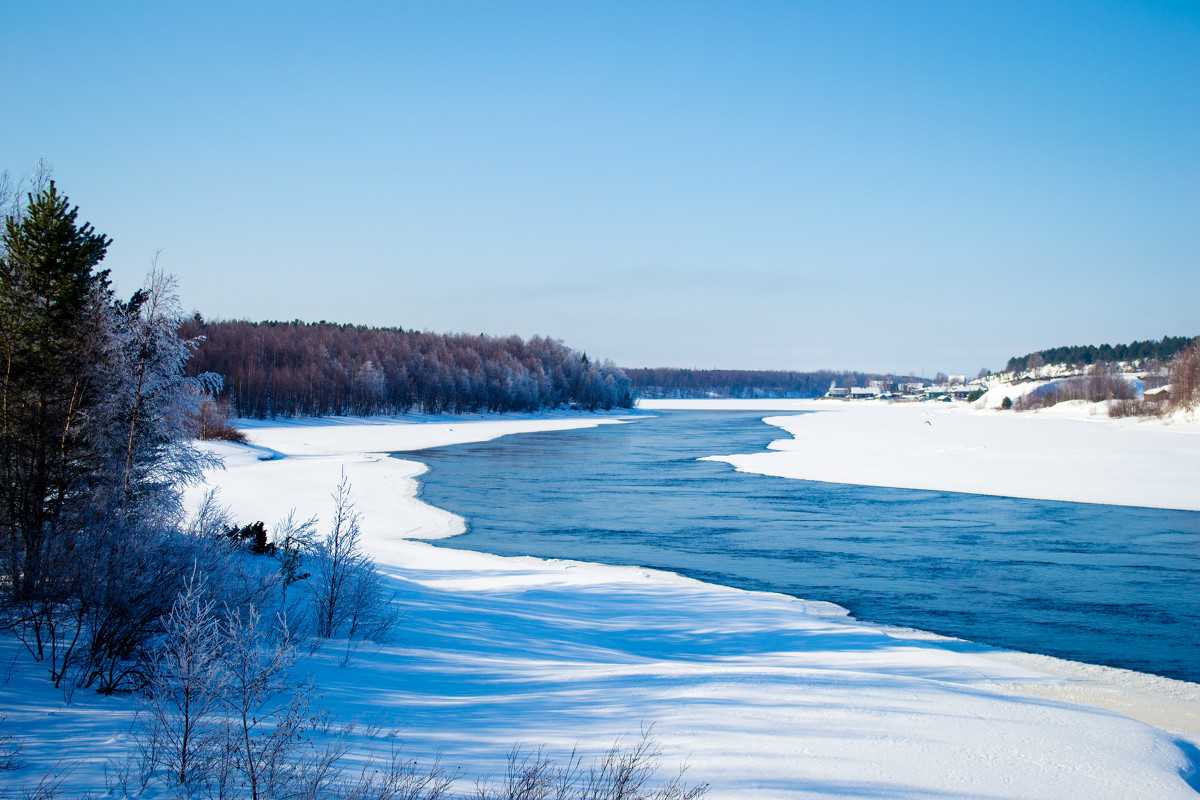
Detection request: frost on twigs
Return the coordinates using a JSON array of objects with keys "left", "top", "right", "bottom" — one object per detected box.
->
[
  {"left": 472, "top": 729, "right": 707, "bottom": 800},
  {"left": 0, "top": 713, "right": 25, "bottom": 770},
  {"left": 307, "top": 472, "right": 400, "bottom": 645},
  {"left": 126, "top": 573, "right": 325, "bottom": 798},
  {"left": 1168, "top": 338, "right": 1200, "bottom": 415}
]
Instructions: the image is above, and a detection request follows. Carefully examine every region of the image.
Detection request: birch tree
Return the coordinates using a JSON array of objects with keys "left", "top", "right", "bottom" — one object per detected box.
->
[
  {"left": 309, "top": 473, "right": 369, "bottom": 639},
  {"left": 138, "top": 574, "right": 228, "bottom": 791},
  {"left": 105, "top": 264, "right": 221, "bottom": 521}
]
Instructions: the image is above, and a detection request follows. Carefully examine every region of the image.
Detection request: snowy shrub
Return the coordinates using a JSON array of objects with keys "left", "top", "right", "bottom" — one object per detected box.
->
[
  {"left": 306, "top": 474, "right": 397, "bottom": 643},
  {"left": 136, "top": 574, "right": 229, "bottom": 790},
  {"left": 1014, "top": 364, "right": 1137, "bottom": 411},
  {"left": 225, "top": 521, "right": 273, "bottom": 555},
  {"left": 271, "top": 511, "right": 319, "bottom": 591},
  {"left": 124, "top": 575, "right": 445, "bottom": 800},
  {"left": 327, "top": 747, "right": 457, "bottom": 800},
  {"left": 0, "top": 713, "right": 24, "bottom": 770},
  {"left": 73, "top": 524, "right": 211, "bottom": 695},
  {"left": 1168, "top": 338, "right": 1200, "bottom": 413},
  {"left": 193, "top": 394, "right": 249, "bottom": 444},
  {"left": 1107, "top": 398, "right": 1156, "bottom": 418},
  {"left": 1, "top": 516, "right": 246, "bottom": 696},
  {"left": 220, "top": 605, "right": 314, "bottom": 800},
  {"left": 471, "top": 731, "right": 707, "bottom": 800},
  {"left": 130, "top": 575, "right": 328, "bottom": 799},
  {"left": 125, "top": 573, "right": 701, "bottom": 800},
  {"left": 186, "top": 490, "right": 237, "bottom": 542}
]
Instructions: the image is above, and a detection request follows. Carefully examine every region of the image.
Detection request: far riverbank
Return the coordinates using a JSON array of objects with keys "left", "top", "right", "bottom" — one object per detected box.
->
[{"left": 638, "top": 398, "right": 1200, "bottom": 510}]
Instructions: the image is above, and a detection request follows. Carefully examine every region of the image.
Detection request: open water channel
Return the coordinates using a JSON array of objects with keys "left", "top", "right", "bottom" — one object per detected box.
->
[{"left": 404, "top": 409, "right": 1200, "bottom": 682}]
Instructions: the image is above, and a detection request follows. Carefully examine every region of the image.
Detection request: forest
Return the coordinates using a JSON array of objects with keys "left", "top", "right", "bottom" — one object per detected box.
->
[
  {"left": 1005, "top": 336, "right": 1196, "bottom": 373},
  {"left": 625, "top": 368, "right": 917, "bottom": 399},
  {"left": 181, "top": 318, "right": 633, "bottom": 418}
]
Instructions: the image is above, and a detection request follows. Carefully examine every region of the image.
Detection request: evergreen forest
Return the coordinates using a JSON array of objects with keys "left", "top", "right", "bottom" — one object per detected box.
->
[
  {"left": 626, "top": 368, "right": 919, "bottom": 399},
  {"left": 1005, "top": 336, "right": 1196, "bottom": 373}
]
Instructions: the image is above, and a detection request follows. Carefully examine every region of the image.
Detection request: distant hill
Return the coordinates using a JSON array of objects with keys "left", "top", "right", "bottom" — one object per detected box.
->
[
  {"left": 624, "top": 368, "right": 919, "bottom": 399},
  {"left": 1005, "top": 336, "right": 1196, "bottom": 373}
]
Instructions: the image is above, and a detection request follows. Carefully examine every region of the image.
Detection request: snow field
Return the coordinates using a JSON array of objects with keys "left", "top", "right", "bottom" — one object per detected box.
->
[
  {"left": 4, "top": 407, "right": 1199, "bottom": 798},
  {"left": 637, "top": 398, "right": 1200, "bottom": 511}
]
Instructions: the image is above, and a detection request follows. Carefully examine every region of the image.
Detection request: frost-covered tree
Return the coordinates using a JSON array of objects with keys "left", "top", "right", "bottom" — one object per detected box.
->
[
  {"left": 0, "top": 179, "right": 224, "bottom": 693},
  {"left": 221, "top": 605, "right": 312, "bottom": 800},
  {"left": 1168, "top": 338, "right": 1200, "bottom": 413},
  {"left": 304, "top": 474, "right": 397, "bottom": 643},
  {"left": 106, "top": 264, "right": 221, "bottom": 521},
  {"left": 138, "top": 574, "right": 228, "bottom": 789},
  {"left": 309, "top": 474, "right": 371, "bottom": 639}
]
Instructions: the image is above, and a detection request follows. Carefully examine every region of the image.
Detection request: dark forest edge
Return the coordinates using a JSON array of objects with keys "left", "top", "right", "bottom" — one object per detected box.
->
[
  {"left": 182, "top": 318, "right": 633, "bottom": 418},
  {"left": 625, "top": 367, "right": 923, "bottom": 399},
  {"left": 1006, "top": 336, "right": 1195, "bottom": 374}
]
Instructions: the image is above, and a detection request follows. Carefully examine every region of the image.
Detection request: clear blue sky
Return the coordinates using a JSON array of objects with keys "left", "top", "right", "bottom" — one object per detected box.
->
[{"left": 4, "top": 1, "right": 1197, "bottom": 375}]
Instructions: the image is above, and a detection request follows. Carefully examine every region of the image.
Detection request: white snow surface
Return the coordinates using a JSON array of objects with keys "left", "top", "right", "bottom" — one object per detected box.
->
[
  {"left": 639, "top": 397, "right": 1200, "bottom": 511},
  {"left": 5, "top": 408, "right": 1200, "bottom": 798}
]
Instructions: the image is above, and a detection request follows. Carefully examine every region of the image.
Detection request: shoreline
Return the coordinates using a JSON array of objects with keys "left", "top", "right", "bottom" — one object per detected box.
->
[
  {"left": 638, "top": 398, "right": 1200, "bottom": 511},
  {"left": 171, "top": 410, "right": 1200, "bottom": 796}
]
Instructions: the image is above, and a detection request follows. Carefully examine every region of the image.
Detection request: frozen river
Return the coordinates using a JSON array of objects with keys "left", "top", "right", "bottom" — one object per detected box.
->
[{"left": 407, "top": 409, "right": 1200, "bottom": 681}]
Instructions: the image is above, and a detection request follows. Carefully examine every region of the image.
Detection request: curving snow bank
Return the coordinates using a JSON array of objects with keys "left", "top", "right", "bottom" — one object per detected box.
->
[
  {"left": 637, "top": 398, "right": 1200, "bottom": 511},
  {"left": 177, "top": 411, "right": 1200, "bottom": 798},
  {"left": 8, "top": 411, "right": 1196, "bottom": 799}
]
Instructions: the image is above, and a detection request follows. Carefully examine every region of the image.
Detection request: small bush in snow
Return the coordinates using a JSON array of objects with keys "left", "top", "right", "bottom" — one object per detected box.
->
[
  {"left": 306, "top": 473, "right": 398, "bottom": 643},
  {"left": 192, "top": 395, "right": 249, "bottom": 444},
  {"left": 129, "top": 574, "right": 327, "bottom": 799},
  {"left": 472, "top": 731, "right": 707, "bottom": 800},
  {"left": 1168, "top": 338, "right": 1200, "bottom": 414},
  {"left": 0, "top": 713, "right": 25, "bottom": 770}
]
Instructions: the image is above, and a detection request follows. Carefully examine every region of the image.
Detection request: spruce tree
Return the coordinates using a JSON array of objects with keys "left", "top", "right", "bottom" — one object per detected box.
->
[{"left": 0, "top": 182, "right": 113, "bottom": 598}]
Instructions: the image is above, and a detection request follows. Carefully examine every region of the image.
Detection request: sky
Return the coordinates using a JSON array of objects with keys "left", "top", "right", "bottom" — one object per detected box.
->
[{"left": 3, "top": 1, "right": 1197, "bottom": 375}]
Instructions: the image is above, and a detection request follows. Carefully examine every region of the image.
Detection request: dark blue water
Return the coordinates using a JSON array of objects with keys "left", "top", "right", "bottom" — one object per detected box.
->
[{"left": 404, "top": 410, "right": 1200, "bottom": 682}]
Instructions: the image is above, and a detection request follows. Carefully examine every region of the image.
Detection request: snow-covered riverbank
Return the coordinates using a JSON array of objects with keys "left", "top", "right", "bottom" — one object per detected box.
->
[
  {"left": 640, "top": 398, "right": 1200, "bottom": 511},
  {"left": 183, "top": 410, "right": 1200, "bottom": 796},
  {"left": 5, "top": 408, "right": 1199, "bottom": 798}
]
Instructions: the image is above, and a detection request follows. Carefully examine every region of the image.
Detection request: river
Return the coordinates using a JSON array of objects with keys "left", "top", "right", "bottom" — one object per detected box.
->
[{"left": 404, "top": 409, "right": 1200, "bottom": 682}]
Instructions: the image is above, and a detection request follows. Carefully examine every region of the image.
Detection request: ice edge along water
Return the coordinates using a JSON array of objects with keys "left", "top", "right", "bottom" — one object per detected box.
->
[{"left": 5, "top": 406, "right": 1200, "bottom": 799}]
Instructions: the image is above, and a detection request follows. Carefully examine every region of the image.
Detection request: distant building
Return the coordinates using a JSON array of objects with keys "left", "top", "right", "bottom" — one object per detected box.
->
[{"left": 1144, "top": 386, "right": 1170, "bottom": 403}]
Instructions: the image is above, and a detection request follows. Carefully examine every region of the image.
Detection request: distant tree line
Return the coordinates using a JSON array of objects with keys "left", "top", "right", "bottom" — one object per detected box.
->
[
  {"left": 625, "top": 368, "right": 920, "bottom": 399},
  {"left": 1005, "top": 336, "right": 1196, "bottom": 373},
  {"left": 1007, "top": 339, "right": 1200, "bottom": 419},
  {"left": 180, "top": 319, "right": 633, "bottom": 418}
]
